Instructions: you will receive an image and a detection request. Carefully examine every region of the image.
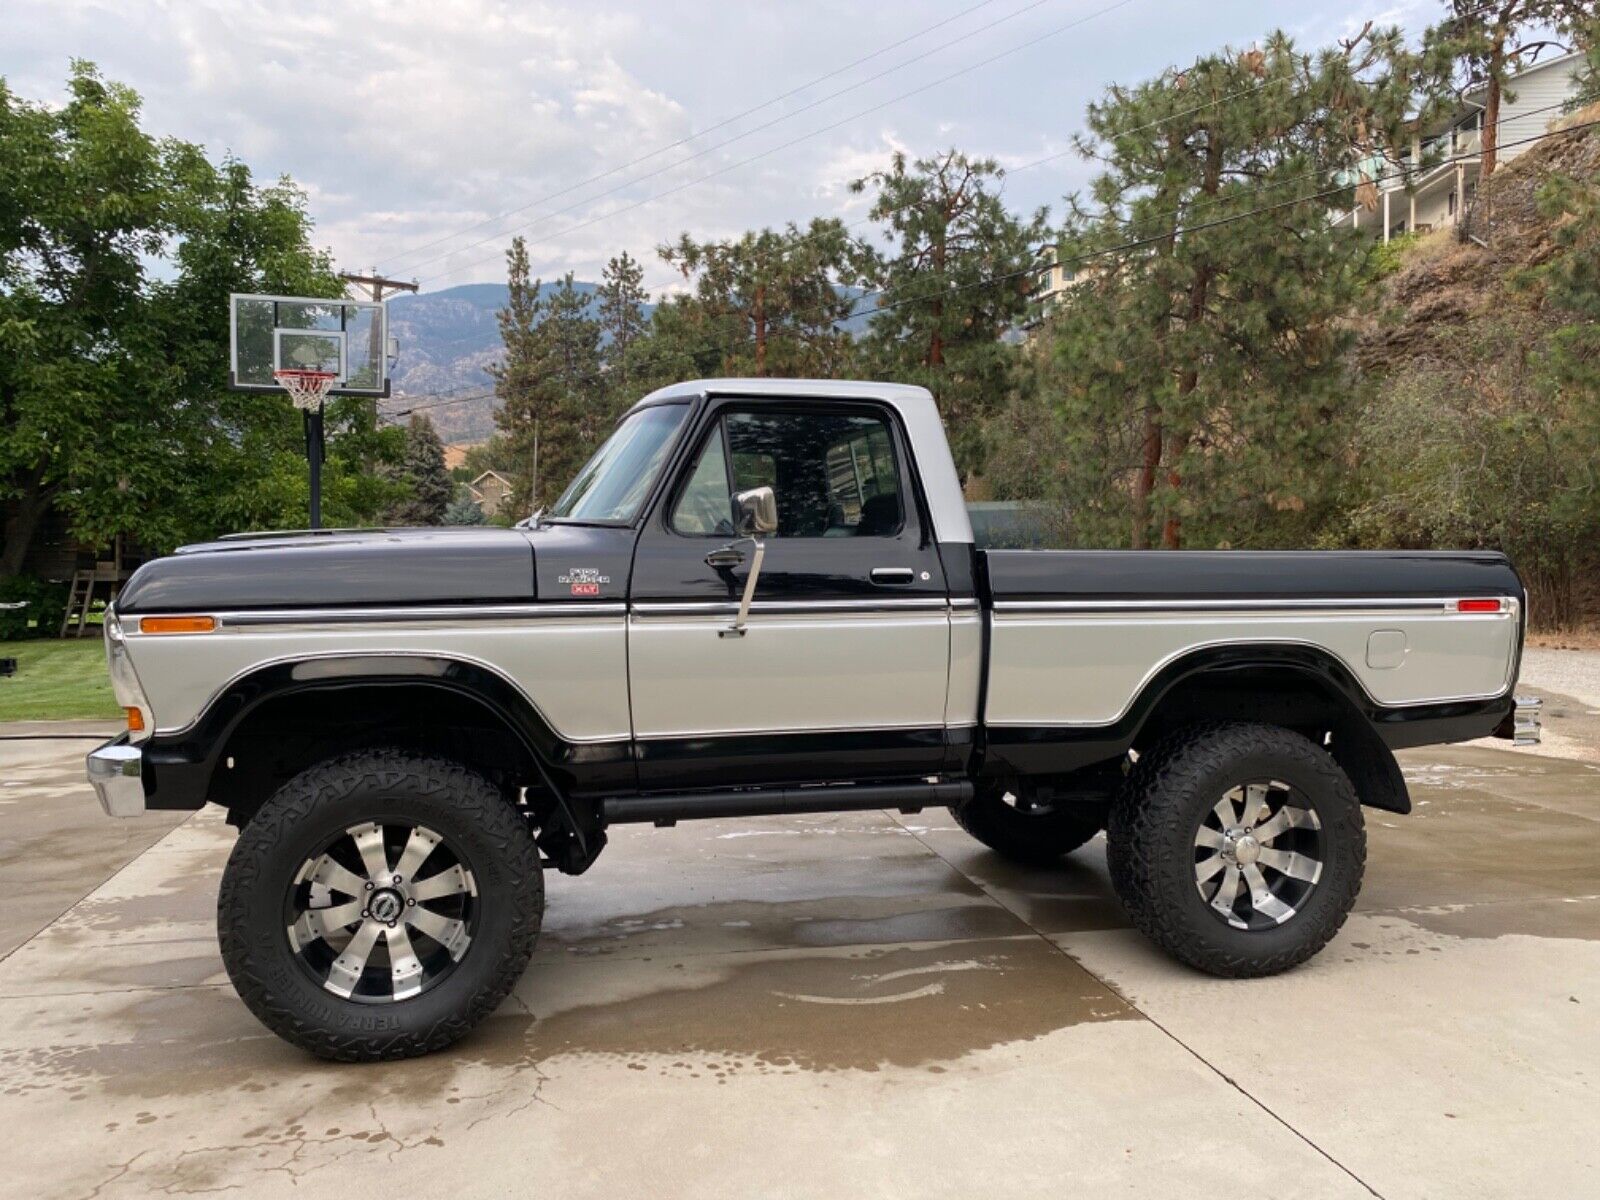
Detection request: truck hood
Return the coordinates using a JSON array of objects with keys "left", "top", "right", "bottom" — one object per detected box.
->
[{"left": 115, "top": 527, "right": 539, "bottom": 614}]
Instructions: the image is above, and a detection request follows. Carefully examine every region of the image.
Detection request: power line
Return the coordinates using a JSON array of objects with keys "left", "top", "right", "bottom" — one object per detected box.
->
[
  {"left": 387, "top": 113, "right": 1600, "bottom": 425},
  {"left": 369, "top": 0, "right": 1010, "bottom": 273},
  {"left": 410, "top": 0, "right": 1143, "bottom": 287},
  {"left": 383, "top": 0, "right": 1515, "bottom": 284}
]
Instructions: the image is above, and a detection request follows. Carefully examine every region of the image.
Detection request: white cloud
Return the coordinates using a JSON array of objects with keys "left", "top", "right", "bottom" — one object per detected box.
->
[{"left": 6, "top": 1, "right": 1443, "bottom": 295}]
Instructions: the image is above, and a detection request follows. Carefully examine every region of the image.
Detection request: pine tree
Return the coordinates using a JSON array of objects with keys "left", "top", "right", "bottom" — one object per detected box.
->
[
  {"left": 490, "top": 241, "right": 604, "bottom": 513},
  {"left": 597, "top": 250, "right": 650, "bottom": 399},
  {"left": 1422, "top": 1, "right": 1593, "bottom": 177},
  {"left": 851, "top": 151, "right": 1047, "bottom": 483},
  {"left": 658, "top": 218, "right": 864, "bottom": 378},
  {"left": 1014, "top": 29, "right": 1415, "bottom": 550},
  {"left": 388, "top": 413, "right": 451, "bottom": 525},
  {"left": 444, "top": 491, "right": 486, "bottom": 525}
]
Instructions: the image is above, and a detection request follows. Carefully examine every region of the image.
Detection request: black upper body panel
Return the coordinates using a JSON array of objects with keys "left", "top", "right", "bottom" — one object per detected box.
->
[
  {"left": 981, "top": 549, "right": 1523, "bottom": 603},
  {"left": 526, "top": 523, "right": 637, "bottom": 602},
  {"left": 116, "top": 528, "right": 539, "bottom": 613}
]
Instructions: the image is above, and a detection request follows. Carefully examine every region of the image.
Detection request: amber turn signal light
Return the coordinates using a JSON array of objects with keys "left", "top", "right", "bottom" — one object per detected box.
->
[
  {"left": 124, "top": 707, "right": 145, "bottom": 733},
  {"left": 138, "top": 616, "right": 217, "bottom": 634}
]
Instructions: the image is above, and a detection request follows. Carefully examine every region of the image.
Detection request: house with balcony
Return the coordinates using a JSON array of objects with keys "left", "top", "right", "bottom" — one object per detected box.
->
[{"left": 1343, "top": 51, "right": 1586, "bottom": 242}]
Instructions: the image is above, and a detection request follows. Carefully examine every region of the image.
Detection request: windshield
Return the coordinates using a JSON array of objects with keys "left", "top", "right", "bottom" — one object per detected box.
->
[{"left": 547, "top": 403, "right": 689, "bottom": 522}]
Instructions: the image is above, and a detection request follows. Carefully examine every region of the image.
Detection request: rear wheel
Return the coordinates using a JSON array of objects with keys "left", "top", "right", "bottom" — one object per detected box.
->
[
  {"left": 1106, "top": 723, "right": 1364, "bottom": 977},
  {"left": 218, "top": 749, "right": 542, "bottom": 1061},
  {"left": 952, "top": 781, "right": 1104, "bottom": 866}
]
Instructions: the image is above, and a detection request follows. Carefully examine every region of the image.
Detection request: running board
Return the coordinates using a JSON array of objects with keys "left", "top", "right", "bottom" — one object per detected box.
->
[{"left": 602, "top": 780, "right": 974, "bottom": 827}]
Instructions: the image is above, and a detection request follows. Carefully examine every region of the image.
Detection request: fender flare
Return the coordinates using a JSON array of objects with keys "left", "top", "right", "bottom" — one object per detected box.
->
[
  {"left": 144, "top": 653, "right": 625, "bottom": 866},
  {"left": 1129, "top": 644, "right": 1411, "bottom": 814}
]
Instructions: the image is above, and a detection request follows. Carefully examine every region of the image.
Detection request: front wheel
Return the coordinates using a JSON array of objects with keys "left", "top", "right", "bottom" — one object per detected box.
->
[
  {"left": 1106, "top": 723, "right": 1364, "bottom": 978},
  {"left": 218, "top": 750, "right": 543, "bottom": 1061}
]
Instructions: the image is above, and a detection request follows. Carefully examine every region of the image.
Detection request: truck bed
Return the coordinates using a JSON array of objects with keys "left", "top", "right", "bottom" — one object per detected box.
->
[{"left": 979, "top": 548, "right": 1523, "bottom": 732}]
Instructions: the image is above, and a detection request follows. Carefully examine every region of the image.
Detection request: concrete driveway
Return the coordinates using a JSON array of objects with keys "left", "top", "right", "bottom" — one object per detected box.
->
[{"left": 1, "top": 679, "right": 1597, "bottom": 1198}]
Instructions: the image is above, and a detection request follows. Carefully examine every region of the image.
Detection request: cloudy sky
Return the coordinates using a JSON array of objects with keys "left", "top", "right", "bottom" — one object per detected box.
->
[{"left": 7, "top": 0, "right": 1442, "bottom": 296}]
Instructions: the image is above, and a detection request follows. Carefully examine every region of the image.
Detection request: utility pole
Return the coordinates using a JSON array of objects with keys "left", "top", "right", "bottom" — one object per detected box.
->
[
  {"left": 339, "top": 271, "right": 419, "bottom": 302},
  {"left": 334, "top": 272, "right": 420, "bottom": 512}
]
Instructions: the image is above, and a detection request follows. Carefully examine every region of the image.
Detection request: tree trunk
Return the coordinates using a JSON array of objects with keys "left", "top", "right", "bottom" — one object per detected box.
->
[
  {"left": 1482, "top": 29, "right": 1505, "bottom": 178},
  {"left": 753, "top": 284, "right": 768, "bottom": 377},
  {"left": 1160, "top": 427, "right": 1190, "bottom": 549},
  {"left": 1131, "top": 406, "right": 1161, "bottom": 549},
  {"left": 0, "top": 467, "right": 52, "bottom": 579}
]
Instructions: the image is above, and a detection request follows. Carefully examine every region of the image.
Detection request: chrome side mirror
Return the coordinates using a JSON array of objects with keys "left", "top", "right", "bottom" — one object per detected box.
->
[
  {"left": 733, "top": 486, "right": 777, "bottom": 537},
  {"left": 719, "top": 487, "right": 775, "bottom": 639}
]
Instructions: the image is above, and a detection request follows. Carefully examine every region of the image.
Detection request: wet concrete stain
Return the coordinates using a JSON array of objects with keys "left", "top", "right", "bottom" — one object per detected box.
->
[
  {"left": 540, "top": 894, "right": 1027, "bottom": 958},
  {"left": 519, "top": 938, "right": 1133, "bottom": 1075}
]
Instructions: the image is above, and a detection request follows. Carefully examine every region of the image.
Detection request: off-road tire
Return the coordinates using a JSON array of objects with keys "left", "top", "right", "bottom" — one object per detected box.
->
[
  {"left": 952, "top": 783, "right": 1104, "bottom": 866},
  {"left": 218, "top": 749, "right": 543, "bottom": 1061},
  {"left": 1105, "top": 723, "right": 1364, "bottom": 977}
]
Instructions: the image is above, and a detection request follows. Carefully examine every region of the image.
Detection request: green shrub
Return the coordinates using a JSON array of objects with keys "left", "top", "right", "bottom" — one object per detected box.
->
[{"left": 0, "top": 576, "right": 70, "bottom": 640}]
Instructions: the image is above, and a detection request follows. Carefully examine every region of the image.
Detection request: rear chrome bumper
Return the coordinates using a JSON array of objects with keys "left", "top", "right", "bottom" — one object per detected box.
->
[
  {"left": 1511, "top": 695, "right": 1542, "bottom": 746},
  {"left": 86, "top": 734, "right": 146, "bottom": 817}
]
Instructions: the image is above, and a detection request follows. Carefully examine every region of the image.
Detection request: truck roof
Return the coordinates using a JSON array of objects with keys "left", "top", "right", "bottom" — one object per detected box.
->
[{"left": 630, "top": 379, "right": 973, "bottom": 545}]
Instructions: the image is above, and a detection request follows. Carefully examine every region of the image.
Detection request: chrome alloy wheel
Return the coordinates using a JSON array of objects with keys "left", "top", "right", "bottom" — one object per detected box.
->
[
  {"left": 1194, "top": 781, "right": 1323, "bottom": 931},
  {"left": 286, "top": 821, "right": 478, "bottom": 1002}
]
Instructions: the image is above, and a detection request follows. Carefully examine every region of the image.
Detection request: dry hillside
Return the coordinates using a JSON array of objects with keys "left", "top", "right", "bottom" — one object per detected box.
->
[{"left": 1354, "top": 104, "right": 1600, "bottom": 372}]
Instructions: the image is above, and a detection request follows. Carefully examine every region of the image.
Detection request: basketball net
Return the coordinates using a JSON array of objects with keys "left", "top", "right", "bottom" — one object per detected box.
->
[{"left": 274, "top": 369, "right": 338, "bottom": 412}]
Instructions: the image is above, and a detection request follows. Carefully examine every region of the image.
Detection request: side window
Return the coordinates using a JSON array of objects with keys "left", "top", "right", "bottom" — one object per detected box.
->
[
  {"left": 669, "top": 427, "right": 734, "bottom": 535},
  {"left": 721, "top": 410, "right": 904, "bottom": 539}
]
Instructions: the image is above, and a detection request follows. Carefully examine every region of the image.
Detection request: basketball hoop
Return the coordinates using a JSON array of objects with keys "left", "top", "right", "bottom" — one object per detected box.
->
[{"left": 274, "top": 368, "right": 338, "bottom": 412}]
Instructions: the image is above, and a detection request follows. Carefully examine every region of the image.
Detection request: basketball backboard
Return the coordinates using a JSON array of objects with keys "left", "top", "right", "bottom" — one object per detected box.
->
[{"left": 229, "top": 294, "right": 391, "bottom": 397}]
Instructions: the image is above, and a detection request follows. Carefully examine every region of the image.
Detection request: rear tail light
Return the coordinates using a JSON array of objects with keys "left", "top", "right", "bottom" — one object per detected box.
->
[{"left": 1455, "top": 599, "right": 1504, "bottom": 613}]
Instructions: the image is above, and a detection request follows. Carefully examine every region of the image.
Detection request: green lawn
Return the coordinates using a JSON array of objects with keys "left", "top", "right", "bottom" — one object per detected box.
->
[{"left": 0, "top": 637, "right": 121, "bottom": 722}]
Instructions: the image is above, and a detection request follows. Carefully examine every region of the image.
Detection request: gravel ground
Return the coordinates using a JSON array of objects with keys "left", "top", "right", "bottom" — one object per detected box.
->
[{"left": 1518, "top": 647, "right": 1600, "bottom": 710}]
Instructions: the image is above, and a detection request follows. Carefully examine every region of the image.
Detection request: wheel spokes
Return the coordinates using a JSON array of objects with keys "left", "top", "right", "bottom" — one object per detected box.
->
[
  {"left": 406, "top": 905, "right": 472, "bottom": 960},
  {"left": 384, "top": 922, "right": 425, "bottom": 1000},
  {"left": 326, "top": 918, "right": 384, "bottom": 999},
  {"left": 350, "top": 822, "right": 392, "bottom": 883},
  {"left": 1195, "top": 851, "right": 1227, "bottom": 884},
  {"left": 392, "top": 826, "right": 441, "bottom": 884},
  {"left": 411, "top": 864, "right": 471, "bottom": 903},
  {"left": 1210, "top": 864, "right": 1244, "bottom": 925},
  {"left": 1195, "top": 825, "right": 1227, "bottom": 851},
  {"left": 1240, "top": 783, "right": 1270, "bottom": 828},
  {"left": 1241, "top": 863, "right": 1296, "bottom": 924},
  {"left": 1257, "top": 846, "right": 1322, "bottom": 883},
  {"left": 1254, "top": 804, "right": 1318, "bottom": 845},
  {"left": 291, "top": 821, "right": 476, "bottom": 1003},
  {"left": 294, "top": 900, "right": 364, "bottom": 946},
  {"left": 1213, "top": 789, "right": 1242, "bottom": 830},
  {"left": 308, "top": 856, "right": 369, "bottom": 899}
]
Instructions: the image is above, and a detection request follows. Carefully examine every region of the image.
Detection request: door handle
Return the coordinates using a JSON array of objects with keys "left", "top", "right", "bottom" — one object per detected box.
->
[
  {"left": 705, "top": 546, "right": 746, "bottom": 570},
  {"left": 871, "top": 567, "right": 915, "bottom": 585}
]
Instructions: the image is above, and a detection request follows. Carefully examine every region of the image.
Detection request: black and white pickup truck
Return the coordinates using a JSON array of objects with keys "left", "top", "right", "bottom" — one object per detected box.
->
[{"left": 88, "top": 378, "right": 1539, "bottom": 1060}]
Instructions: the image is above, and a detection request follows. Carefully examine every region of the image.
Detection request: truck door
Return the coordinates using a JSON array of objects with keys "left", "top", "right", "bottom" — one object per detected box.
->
[{"left": 628, "top": 399, "right": 951, "bottom": 789}]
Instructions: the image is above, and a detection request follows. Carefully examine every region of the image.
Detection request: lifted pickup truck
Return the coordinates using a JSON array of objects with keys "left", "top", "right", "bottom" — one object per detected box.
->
[{"left": 89, "top": 379, "right": 1539, "bottom": 1060}]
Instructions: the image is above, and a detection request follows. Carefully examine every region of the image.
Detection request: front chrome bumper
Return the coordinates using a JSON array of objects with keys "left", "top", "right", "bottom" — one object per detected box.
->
[
  {"left": 1512, "top": 695, "right": 1542, "bottom": 746},
  {"left": 86, "top": 734, "right": 146, "bottom": 817}
]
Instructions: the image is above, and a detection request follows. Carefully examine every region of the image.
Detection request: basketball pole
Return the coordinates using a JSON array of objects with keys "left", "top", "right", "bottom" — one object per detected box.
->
[{"left": 306, "top": 406, "right": 325, "bottom": 529}]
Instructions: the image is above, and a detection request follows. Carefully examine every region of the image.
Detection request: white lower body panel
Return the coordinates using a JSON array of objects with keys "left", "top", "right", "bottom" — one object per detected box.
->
[{"left": 985, "top": 604, "right": 1519, "bottom": 727}]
